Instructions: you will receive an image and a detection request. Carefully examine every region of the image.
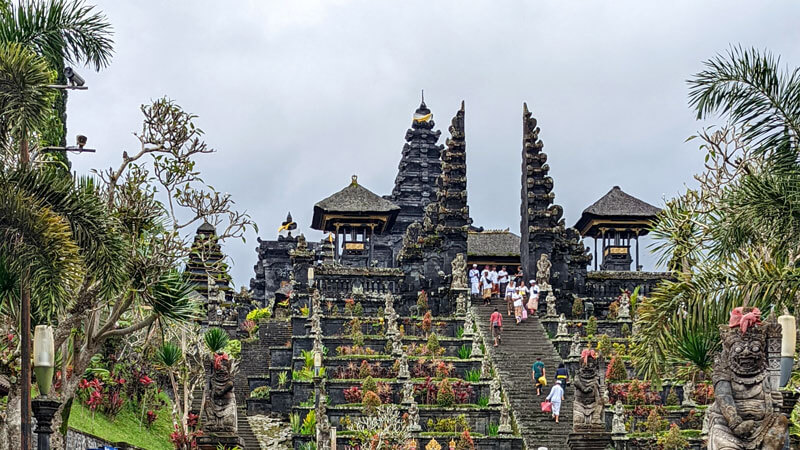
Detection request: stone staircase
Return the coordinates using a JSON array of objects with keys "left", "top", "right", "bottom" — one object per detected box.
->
[
  {"left": 237, "top": 407, "right": 261, "bottom": 450},
  {"left": 474, "top": 300, "right": 573, "bottom": 450}
]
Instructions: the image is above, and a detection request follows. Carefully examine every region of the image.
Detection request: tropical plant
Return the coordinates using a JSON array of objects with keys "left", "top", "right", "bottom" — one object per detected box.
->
[
  {"left": 464, "top": 369, "right": 481, "bottom": 383},
  {"left": 250, "top": 386, "right": 270, "bottom": 399},
  {"left": 0, "top": 0, "right": 114, "bottom": 149},
  {"left": 458, "top": 344, "right": 470, "bottom": 360},
  {"left": 277, "top": 371, "right": 288, "bottom": 387},
  {"left": 437, "top": 378, "right": 455, "bottom": 407},
  {"left": 487, "top": 423, "right": 499, "bottom": 436},
  {"left": 289, "top": 412, "right": 301, "bottom": 433},
  {"left": 658, "top": 423, "right": 689, "bottom": 449},
  {"left": 477, "top": 395, "right": 489, "bottom": 407},
  {"left": 300, "top": 410, "right": 316, "bottom": 435},
  {"left": 245, "top": 307, "right": 271, "bottom": 322},
  {"left": 633, "top": 47, "right": 800, "bottom": 383},
  {"left": 204, "top": 327, "right": 229, "bottom": 354}
]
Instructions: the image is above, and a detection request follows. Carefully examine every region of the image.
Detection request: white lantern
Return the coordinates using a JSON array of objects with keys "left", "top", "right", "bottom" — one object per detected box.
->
[{"left": 33, "top": 325, "right": 55, "bottom": 396}]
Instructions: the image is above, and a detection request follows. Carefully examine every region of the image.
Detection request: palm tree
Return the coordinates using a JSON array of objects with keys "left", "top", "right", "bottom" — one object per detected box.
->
[
  {"left": 0, "top": 0, "right": 114, "bottom": 148},
  {"left": 0, "top": 42, "right": 54, "bottom": 161},
  {"left": 632, "top": 47, "right": 800, "bottom": 382}
]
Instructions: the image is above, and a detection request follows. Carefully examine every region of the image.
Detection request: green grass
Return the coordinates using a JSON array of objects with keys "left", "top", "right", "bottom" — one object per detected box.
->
[{"left": 68, "top": 393, "right": 174, "bottom": 450}]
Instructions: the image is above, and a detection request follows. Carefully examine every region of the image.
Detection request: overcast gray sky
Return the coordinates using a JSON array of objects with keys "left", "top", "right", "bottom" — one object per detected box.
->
[{"left": 67, "top": 1, "right": 800, "bottom": 287}]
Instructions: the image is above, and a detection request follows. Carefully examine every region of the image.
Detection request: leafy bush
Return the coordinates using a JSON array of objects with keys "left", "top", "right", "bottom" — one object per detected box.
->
[
  {"left": 353, "top": 302, "right": 364, "bottom": 317},
  {"left": 605, "top": 357, "right": 627, "bottom": 382},
  {"left": 458, "top": 344, "right": 471, "bottom": 360},
  {"left": 204, "top": 328, "right": 230, "bottom": 354},
  {"left": 421, "top": 311, "right": 433, "bottom": 334},
  {"left": 362, "top": 390, "right": 381, "bottom": 414},
  {"left": 665, "top": 387, "right": 680, "bottom": 406},
  {"left": 224, "top": 339, "right": 241, "bottom": 359},
  {"left": 240, "top": 319, "right": 258, "bottom": 337},
  {"left": 452, "top": 380, "right": 473, "bottom": 404},
  {"left": 432, "top": 414, "right": 469, "bottom": 432},
  {"left": 300, "top": 410, "right": 316, "bottom": 435},
  {"left": 290, "top": 413, "right": 301, "bottom": 433},
  {"left": 417, "top": 290, "right": 429, "bottom": 314},
  {"left": 437, "top": 379, "right": 455, "bottom": 407},
  {"left": 487, "top": 423, "right": 499, "bottom": 436},
  {"left": 477, "top": 396, "right": 489, "bottom": 407},
  {"left": 250, "top": 386, "right": 270, "bottom": 399},
  {"left": 464, "top": 369, "right": 481, "bottom": 382},
  {"left": 596, "top": 334, "right": 612, "bottom": 357},
  {"left": 644, "top": 407, "right": 667, "bottom": 433},
  {"left": 358, "top": 360, "right": 372, "bottom": 379},
  {"left": 300, "top": 306, "right": 309, "bottom": 317},
  {"left": 572, "top": 296, "right": 584, "bottom": 318},
  {"left": 456, "top": 326, "right": 464, "bottom": 339},
  {"left": 427, "top": 333, "right": 441, "bottom": 355},
  {"left": 586, "top": 316, "right": 598, "bottom": 336},
  {"left": 608, "top": 301, "right": 619, "bottom": 320},
  {"left": 343, "top": 386, "right": 362, "bottom": 403},
  {"left": 658, "top": 424, "right": 689, "bottom": 450},
  {"left": 362, "top": 376, "right": 377, "bottom": 394},
  {"left": 456, "top": 430, "right": 475, "bottom": 450},
  {"left": 621, "top": 323, "right": 630, "bottom": 337},
  {"left": 246, "top": 307, "right": 272, "bottom": 322},
  {"left": 277, "top": 371, "right": 288, "bottom": 387}
]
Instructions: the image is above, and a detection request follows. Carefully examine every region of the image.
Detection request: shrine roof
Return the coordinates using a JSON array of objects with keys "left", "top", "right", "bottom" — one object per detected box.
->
[
  {"left": 467, "top": 230, "right": 520, "bottom": 257},
  {"left": 312, "top": 176, "right": 400, "bottom": 232},
  {"left": 574, "top": 186, "right": 661, "bottom": 236}
]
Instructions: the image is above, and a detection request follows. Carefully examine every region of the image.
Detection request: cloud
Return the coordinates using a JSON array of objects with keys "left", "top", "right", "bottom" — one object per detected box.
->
[{"left": 68, "top": 0, "right": 800, "bottom": 286}]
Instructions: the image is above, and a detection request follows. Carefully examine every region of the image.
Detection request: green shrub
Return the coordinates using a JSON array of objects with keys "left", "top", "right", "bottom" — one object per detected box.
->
[
  {"left": 362, "top": 376, "right": 377, "bottom": 394},
  {"left": 417, "top": 290, "right": 429, "bottom": 314},
  {"left": 572, "top": 296, "right": 584, "bottom": 318},
  {"left": 458, "top": 344, "right": 470, "bottom": 360},
  {"left": 352, "top": 330, "right": 365, "bottom": 348},
  {"left": 246, "top": 307, "right": 272, "bottom": 322},
  {"left": 487, "top": 423, "right": 499, "bottom": 436},
  {"left": 644, "top": 408, "right": 666, "bottom": 433},
  {"left": 437, "top": 379, "right": 455, "bottom": 407},
  {"left": 477, "top": 396, "right": 489, "bottom": 407},
  {"left": 427, "top": 333, "right": 441, "bottom": 354},
  {"left": 300, "top": 410, "right": 316, "bottom": 435},
  {"left": 658, "top": 424, "right": 689, "bottom": 449},
  {"left": 224, "top": 339, "right": 241, "bottom": 359},
  {"left": 432, "top": 414, "right": 469, "bottom": 432},
  {"left": 353, "top": 302, "right": 364, "bottom": 317},
  {"left": 586, "top": 316, "right": 598, "bottom": 337},
  {"left": 362, "top": 390, "right": 381, "bottom": 414},
  {"left": 250, "top": 386, "right": 270, "bottom": 399},
  {"left": 621, "top": 323, "right": 631, "bottom": 337},
  {"left": 464, "top": 369, "right": 481, "bottom": 382},
  {"left": 278, "top": 371, "right": 288, "bottom": 387},
  {"left": 605, "top": 356, "right": 627, "bottom": 382},
  {"left": 665, "top": 387, "right": 680, "bottom": 406},
  {"left": 456, "top": 326, "right": 464, "bottom": 339},
  {"left": 596, "top": 334, "right": 612, "bottom": 356},
  {"left": 290, "top": 413, "right": 301, "bottom": 433},
  {"left": 204, "top": 327, "right": 229, "bottom": 354}
]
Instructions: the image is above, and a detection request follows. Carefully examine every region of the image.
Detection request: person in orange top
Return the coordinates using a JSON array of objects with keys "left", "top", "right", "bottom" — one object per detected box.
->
[{"left": 490, "top": 308, "right": 503, "bottom": 347}]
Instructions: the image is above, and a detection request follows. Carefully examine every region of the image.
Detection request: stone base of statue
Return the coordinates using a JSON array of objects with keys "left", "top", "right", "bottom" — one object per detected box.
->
[
  {"left": 568, "top": 429, "right": 611, "bottom": 450},
  {"left": 197, "top": 434, "right": 242, "bottom": 450}
]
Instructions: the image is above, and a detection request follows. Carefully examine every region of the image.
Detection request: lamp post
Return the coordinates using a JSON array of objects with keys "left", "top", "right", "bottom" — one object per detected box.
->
[
  {"left": 778, "top": 312, "right": 797, "bottom": 450},
  {"left": 32, "top": 325, "right": 59, "bottom": 450}
]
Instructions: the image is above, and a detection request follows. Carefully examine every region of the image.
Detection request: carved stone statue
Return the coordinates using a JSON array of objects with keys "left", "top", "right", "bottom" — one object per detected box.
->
[
  {"left": 398, "top": 353, "right": 410, "bottom": 379},
  {"left": 470, "top": 332, "right": 482, "bottom": 358},
  {"left": 463, "top": 312, "right": 474, "bottom": 337},
  {"left": 572, "top": 349, "right": 604, "bottom": 432},
  {"left": 536, "top": 253, "right": 552, "bottom": 287},
  {"left": 707, "top": 307, "right": 788, "bottom": 450},
  {"left": 390, "top": 332, "right": 403, "bottom": 358},
  {"left": 546, "top": 292, "right": 557, "bottom": 317},
  {"left": 489, "top": 377, "right": 502, "bottom": 405},
  {"left": 617, "top": 291, "right": 631, "bottom": 319},
  {"left": 569, "top": 332, "right": 582, "bottom": 358},
  {"left": 557, "top": 314, "right": 569, "bottom": 337},
  {"left": 408, "top": 399, "right": 422, "bottom": 431},
  {"left": 450, "top": 253, "right": 468, "bottom": 290},
  {"left": 403, "top": 222, "right": 422, "bottom": 249},
  {"left": 481, "top": 356, "right": 492, "bottom": 379},
  {"left": 455, "top": 293, "right": 466, "bottom": 316},
  {"left": 498, "top": 400, "right": 512, "bottom": 434},
  {"left": 682, "top": 379, "right": 696, "bottom": 407},
  {"left": 402, "top": 381, "right": 414, "bottom": 404},
  {"left": 316, "top": 383, "right": 331, "bottom": 450},
  {"left": 202, "top": 353, "right": 238, "bottom": 434},
  {"left": 611, "top": 400, "right": 626, "bottom": 435}
]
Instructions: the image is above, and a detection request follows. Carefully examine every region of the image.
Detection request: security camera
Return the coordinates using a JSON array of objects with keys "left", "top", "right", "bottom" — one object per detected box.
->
[
  {"left": 64, "top": 67, "right": 85, "bottom": 87},
  {"left": 76, "top": 135, "right": 87, "bottom": 148}
]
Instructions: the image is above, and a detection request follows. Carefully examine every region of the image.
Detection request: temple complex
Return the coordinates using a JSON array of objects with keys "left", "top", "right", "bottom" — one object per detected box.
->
[{"left": 184, "top": 97, "right": 795, "bottom": 450}]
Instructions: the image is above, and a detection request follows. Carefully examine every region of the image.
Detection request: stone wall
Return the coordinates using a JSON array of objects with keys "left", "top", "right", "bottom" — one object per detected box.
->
[
  {"left": 64, "top": 428, "right": 144, "bottom": 450},
  {"left": 234, "top": 318, "right": 291, "bottom": 403}
]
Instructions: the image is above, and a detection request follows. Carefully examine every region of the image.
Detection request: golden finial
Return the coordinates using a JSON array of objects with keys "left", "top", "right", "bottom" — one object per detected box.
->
[
  {"left": 351, "top": 174, "right": 358, "bottom": 185},
  {"left": 425, "top": 438, "right": 441, "bottom": 450}
]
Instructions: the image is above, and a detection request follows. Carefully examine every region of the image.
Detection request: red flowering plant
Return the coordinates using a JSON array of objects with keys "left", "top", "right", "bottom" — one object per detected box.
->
[
  {"left": 343, "top": 386, "right": 363, "bottom": 403},
  {"left": 145, "top": 410, "right": 158, "bottom": 429},
  {"left": 413, "top": 377, "right": 438, "bottom": 405},
  {"left": 451, "top": 380, "right": 473, "bottom": 404},
  {"left": 169, "top": 425, "right": 202, "bottom": 450}
]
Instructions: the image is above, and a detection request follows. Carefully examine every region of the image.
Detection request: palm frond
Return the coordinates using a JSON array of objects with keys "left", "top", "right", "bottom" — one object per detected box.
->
[
  {"left": 153, "top": 341, "right": 182, "bottom": 369},
  {"left": 0, "top": 0, "right": 114, "bottom": 70},
  {"left": 688, "top": 46, "right": 800, "bottom": 158},
  {"left": 0, "top": 42, "right": 54, "bottom": 140},
  {"left": 204, "top": 327, "right": 229, "bottom": 354},
  {"left": 147, "top": 269, "right": 200, "bottom": 322}
]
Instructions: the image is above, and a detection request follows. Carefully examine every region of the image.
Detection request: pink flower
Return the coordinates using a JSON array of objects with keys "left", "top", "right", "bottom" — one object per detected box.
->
[
  {"left": 213, "top": 352, "right": 230, "bottom": 370},
  {"left": 139, "top": 375, "right": 154, "bottom": 386}
]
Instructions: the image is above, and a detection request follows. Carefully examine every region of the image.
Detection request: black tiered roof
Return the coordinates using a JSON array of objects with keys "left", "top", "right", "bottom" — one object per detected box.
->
[
  {"left": 312, "top": 175, "right": 400, "bottom": 233},
  {"left": 574, "top": 186, "right": 661, "bottom": 237}
]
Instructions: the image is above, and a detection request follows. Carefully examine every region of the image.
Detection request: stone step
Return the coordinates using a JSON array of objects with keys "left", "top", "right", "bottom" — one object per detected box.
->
[{"left": 473, "top": 298, "right": 573, "bottom": 450}]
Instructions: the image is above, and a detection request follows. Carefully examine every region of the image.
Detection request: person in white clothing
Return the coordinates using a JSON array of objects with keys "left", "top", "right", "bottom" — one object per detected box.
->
[
  {"left": 469, "top": 264, "right": 480, "bottom": 298},
  {"left": 527, "top": 281, "right": 540, "bottom": 315},
  {"left": 505, "top": 280, "right": 516, "bottom": 316},
  {"left": 489, "top": 266, "right": 499, "bottom": 298},
  {"left": 498, "top": 266, "right": 509, "bottom": 301}
]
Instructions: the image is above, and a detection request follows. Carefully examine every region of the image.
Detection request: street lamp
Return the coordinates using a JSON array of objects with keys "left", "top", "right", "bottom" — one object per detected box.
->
[
  {"left": 778, "top": 312, "right": 796, "bottom": 388},
  {"left": 32, "top": 325, "right": 60, "bottom": 450}
]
